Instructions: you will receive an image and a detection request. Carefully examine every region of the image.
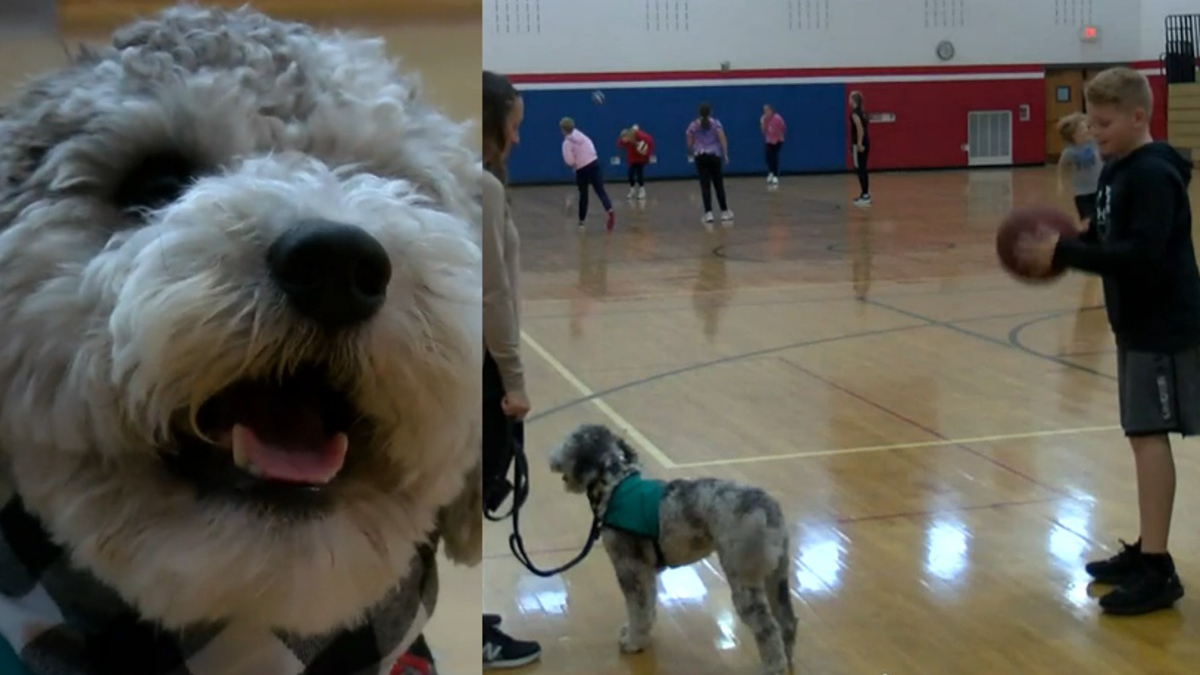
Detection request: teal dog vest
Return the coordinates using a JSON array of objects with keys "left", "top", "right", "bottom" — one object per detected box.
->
[{"left": 602, "top": 473, "right": 664, "bottom": 540}]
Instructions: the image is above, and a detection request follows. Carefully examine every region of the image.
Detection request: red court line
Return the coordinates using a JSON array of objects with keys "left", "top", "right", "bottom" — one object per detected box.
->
[{"left": 506, "top": 59, "right": 1164, "bottom": 85}]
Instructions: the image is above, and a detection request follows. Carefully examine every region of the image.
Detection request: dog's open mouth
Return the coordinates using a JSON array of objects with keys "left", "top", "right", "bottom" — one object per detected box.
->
[{"left": 168, "top": 366, "right": 359, "bottom": 498}]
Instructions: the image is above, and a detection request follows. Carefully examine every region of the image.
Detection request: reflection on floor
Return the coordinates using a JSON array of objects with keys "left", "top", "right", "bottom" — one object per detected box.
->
[{"left": 482, "top": 167, "right": 1200, "bottom": 675}]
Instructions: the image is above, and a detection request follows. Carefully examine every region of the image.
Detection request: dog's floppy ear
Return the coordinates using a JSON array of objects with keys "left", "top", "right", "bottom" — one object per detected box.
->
[
  {"left": 615, "top": 437, "right": 639, "bottom": 467},
  {"left": 435, "top": 460, "right": 482, "bottom": 567}
]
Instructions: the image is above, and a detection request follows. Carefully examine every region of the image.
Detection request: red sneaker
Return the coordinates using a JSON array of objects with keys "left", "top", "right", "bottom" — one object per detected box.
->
[
  {"left": 605, "top": 210, "right": 615, "bottom": 232},
  {"left": 390, "top": 652, "right": 434, "bottom": 675}
]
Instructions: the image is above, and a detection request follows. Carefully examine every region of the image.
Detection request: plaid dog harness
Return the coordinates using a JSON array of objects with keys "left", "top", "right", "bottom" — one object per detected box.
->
[{"left": 0, "top": 497, "right": 437, "bottom": 675}]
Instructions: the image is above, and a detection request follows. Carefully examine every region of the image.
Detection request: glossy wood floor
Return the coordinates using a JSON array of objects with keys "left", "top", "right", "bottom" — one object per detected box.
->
[{"left": 483, "top": 167, "right": 1200, "bottom": 675}]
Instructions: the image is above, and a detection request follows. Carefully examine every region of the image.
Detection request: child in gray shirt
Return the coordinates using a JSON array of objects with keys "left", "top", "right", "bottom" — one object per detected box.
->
[{"left": 1057, "top": 112, "right": 1103, "bottom": 224}]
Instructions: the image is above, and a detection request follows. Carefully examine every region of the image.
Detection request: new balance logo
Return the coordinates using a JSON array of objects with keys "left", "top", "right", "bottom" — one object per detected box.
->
[{"left": 483, "top": 643, "right": 505, "bottom": 662}]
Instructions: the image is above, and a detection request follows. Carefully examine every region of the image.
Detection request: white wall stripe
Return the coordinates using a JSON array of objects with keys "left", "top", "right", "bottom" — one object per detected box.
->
[{"left": 514, "top": 66, "right": 1166, "bottom": 90}]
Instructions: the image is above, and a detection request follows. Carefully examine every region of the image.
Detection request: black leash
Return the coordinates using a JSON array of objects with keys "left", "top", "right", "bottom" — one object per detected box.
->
[{"left": 485, "top": 418, "right": 603, "bottom": 577}]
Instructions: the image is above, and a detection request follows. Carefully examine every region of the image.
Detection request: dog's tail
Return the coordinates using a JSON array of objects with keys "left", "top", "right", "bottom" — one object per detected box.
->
[{"left": 768, "top": 538, "right": 798, "bottom": 670}]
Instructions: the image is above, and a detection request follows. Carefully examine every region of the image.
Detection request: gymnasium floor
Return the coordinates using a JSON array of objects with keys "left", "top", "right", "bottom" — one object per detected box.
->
[{"left": 482, "top": 166, "right": 1200, "bottom": 675}]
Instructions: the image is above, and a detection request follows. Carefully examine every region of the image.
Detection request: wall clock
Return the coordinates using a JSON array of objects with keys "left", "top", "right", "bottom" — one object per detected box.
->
[{"left": 936, "top": 40, "right": 955, "bottom": 61}]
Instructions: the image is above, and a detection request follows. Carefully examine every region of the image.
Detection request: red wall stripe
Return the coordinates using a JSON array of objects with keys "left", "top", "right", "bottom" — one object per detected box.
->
[
  {"left": 505, "top": 60, "right": 1165, "bottom": 85},
  {"left": 508, "top": 63, "right": 1044, "bottom": 84}
]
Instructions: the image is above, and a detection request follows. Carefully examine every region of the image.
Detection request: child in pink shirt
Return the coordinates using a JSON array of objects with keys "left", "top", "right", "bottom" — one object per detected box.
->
[
  {"left": 761, "top": 104, "right": 786, "bottom": 185},
  {"left": 561, "top": 117, "right": 615, "bottom": 231}
]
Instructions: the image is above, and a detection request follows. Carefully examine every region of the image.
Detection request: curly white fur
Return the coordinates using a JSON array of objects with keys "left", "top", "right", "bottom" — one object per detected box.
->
[{"left": 0, "top": 4, "right": 481, "bottom": 636}]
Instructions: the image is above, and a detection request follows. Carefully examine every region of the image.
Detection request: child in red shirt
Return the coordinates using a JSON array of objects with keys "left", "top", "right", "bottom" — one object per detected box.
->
[{"left": 617, "top": 125, "right": 654, "bottom": 200}]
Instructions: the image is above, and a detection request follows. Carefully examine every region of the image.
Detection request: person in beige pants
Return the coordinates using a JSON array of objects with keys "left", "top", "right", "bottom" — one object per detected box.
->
[{"left": 479, "top": 70, "right": 542, "bottom": 670}]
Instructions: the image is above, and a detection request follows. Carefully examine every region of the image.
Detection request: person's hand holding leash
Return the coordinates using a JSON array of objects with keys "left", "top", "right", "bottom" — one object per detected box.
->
[{"left": 502, "top": 391, "right": 531, "bottom": 420}]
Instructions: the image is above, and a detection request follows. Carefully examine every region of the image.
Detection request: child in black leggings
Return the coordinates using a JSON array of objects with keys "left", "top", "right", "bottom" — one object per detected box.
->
[
  {"left": 617, "top": 126, "right": 655, "bottom": 200},
  {"left": 685, "top": 103, "right": 733, "bottom": 225},
  {"left": 849, "top": 90, "right": 871, "bottom": 206},
  {"left": 561, "top": 117, "right": 615, "bottom": 231}
]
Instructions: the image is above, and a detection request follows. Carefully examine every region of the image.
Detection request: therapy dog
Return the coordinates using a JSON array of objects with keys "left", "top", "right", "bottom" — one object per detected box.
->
[
  {"left": 549, "top": 424, "right": 797, "bottom": 675},
  {"left": 0, "top": 5, "right": 482, "bottom": 674}
]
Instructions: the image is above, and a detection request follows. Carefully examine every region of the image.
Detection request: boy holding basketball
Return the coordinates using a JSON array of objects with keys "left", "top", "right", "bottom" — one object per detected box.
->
[{"left": 1017, "top": 67, "right": 1200, "bottom": 616}]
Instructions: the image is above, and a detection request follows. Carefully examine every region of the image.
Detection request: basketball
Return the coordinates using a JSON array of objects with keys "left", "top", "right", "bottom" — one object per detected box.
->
[{"left": 995, "top": 205, "right": 1080, "bottom": 282}]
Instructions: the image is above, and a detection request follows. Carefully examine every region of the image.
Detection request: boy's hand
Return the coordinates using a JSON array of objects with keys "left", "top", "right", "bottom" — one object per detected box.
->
[{"left": 1014, "top": 228, "right": 1061, "bottom": 276}]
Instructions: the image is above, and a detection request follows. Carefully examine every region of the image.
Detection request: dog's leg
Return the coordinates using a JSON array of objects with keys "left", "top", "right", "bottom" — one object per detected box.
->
[
  {"left": 730, "top": 583, "right": 787, "bottom": 675},
  {"left": 612, "top": 557, "right": 657, "bottom": 653},
  {"left": 766, "top": 546, "right": 797, "bottom": 671}
]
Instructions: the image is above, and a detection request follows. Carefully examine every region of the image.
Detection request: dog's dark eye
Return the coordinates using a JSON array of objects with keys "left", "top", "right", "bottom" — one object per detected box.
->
[{"left": 112, "top": 150, "right": 199, "bottom": 215}]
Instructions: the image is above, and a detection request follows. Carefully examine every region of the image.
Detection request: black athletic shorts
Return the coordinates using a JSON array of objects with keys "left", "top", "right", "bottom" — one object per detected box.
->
[{"left": 1117, "top": 346, "right": 1200, "bottom": 437}]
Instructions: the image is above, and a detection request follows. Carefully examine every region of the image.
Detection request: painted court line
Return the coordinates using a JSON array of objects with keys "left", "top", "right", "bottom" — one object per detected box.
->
[
  {"left": 523, "top": 273, "right": 1000, "bottom": 304},
  {"left": 675, "top": 425, "right": 1121, "bottom": 469},
  {"left": 521, "top": 331, "right": 676, "bottom": 468}
]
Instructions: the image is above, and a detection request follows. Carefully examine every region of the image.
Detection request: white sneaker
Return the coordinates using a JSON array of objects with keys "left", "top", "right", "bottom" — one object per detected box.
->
[
  {"left": 703, "top": 211, "right": 714, "bottom": 223},
  {"left": 770, "top": 174, "right": 779, "bottom": 185},
  {"left": 627, "top": 187, "right": 637, "bottom": 199},
  {"left": 853, "top": 195, "right": 872, "bottom": 207},
  {"left": 720, "top": 210, "right": 734, "bottom": 221},
  {"left": 636, "top": 186, "right": 646, "bottom": 199},
  {"left": 766, "top": 173, "right": 775, "bottom": 183}
]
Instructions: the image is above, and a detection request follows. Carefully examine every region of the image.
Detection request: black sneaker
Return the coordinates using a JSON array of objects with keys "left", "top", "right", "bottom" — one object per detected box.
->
[
  {"left": 1085, "top": 539, "right": 1142, "bottom": 584},
  {"left": 483, "top": 623, "right": 541, "bottom": 670},
  {"left": 1099, "top": 561, "right": 1184, "bottom": 616},
  {"left": 483, "top": 613, "right": 502, "bottom": 627}
]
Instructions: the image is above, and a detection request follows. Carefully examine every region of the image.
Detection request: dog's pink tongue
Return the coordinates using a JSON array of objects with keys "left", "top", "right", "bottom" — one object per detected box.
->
[{"left": 232, "top": 424, "right": 348, "bottom": 484}]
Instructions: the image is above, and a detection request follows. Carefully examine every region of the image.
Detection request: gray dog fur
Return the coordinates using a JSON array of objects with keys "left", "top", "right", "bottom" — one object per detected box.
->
[
  {"left": 549, "top": 424, "right": 798, "bottom": 675},
  {"left": 0, "top": 0, "right": 480, "bottom": 652}
]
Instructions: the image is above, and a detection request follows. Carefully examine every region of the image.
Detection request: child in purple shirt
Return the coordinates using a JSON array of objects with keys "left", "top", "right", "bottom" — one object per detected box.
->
[{"left": 685, "top": 103, "right": 733, "bottom": 225}]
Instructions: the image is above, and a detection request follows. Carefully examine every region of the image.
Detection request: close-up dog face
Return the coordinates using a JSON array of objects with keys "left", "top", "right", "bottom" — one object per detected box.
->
[
  {"left": 549, "top": 424, "right": 640, "bottom": 494},
  {"left": 0, "top": 7, "right": 480, "bottom": 634}
]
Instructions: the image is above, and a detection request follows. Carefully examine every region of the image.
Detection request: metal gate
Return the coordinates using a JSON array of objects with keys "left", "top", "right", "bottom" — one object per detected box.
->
[{"left": 967, "top": 111, "right": 1013, "bottom": 166}]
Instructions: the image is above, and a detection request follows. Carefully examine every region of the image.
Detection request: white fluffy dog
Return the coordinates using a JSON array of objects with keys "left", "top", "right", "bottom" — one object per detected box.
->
[{"left": 0, "top": 5, "right": 481, "bottom": 674}]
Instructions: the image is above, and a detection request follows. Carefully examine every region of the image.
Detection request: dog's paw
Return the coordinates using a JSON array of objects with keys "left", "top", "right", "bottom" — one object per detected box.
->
[
  {"left": 758, "top": 663, "right": 788, "bottom": 675},
  {"left": 618, "top": 624, "right": 649, "bottom": 653}
]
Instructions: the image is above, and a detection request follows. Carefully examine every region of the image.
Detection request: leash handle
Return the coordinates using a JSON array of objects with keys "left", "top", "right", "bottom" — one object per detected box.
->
[
  {"left": 483, "top": 409, "right": 601, "bottom": 576},
  {"left": 484, "top": 414, "right": 524, "bottom": 522},
  {"left": 490, "top": 425, "right": 603, "bottom": 576}
]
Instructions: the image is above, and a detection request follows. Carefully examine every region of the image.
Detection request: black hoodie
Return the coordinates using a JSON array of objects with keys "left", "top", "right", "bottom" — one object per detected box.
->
[{"left": 1053, "top": 142, "right": 1200, "bottom": 352}]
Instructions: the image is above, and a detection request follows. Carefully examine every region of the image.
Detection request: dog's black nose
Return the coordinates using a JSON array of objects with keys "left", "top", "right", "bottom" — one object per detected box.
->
[{"left": 267, "top": 220, "right": 392, "bottom": 330}]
